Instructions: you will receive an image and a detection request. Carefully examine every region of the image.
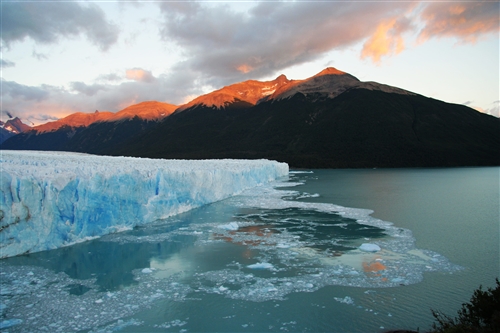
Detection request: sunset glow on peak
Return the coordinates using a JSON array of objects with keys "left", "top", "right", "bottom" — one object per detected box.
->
[{"left": 313, "top": 67, "right": 347, "bottom": 77}]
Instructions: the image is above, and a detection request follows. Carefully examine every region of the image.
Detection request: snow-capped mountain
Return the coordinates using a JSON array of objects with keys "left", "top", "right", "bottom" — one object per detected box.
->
[{"left": 0, "top": 117, "right": 31, "bottom": 144}]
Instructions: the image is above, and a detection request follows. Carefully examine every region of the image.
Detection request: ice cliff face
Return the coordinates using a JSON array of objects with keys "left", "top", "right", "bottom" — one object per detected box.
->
[{"left": 0, "top": 151, "right": 288, "bottom": 258}]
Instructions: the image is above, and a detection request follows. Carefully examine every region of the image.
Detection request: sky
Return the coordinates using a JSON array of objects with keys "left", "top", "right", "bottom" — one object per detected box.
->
[{"left": 1, "top": 1, "right": 499, "bottom": 126}]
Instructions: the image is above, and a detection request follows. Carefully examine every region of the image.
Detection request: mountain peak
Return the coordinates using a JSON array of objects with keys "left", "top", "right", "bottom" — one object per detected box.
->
[
  {"left": 178, "top": 75, "right": 292, "bottom": 111},
  {"left": 0, "top": 117, "right": 31, "bottom": 135},
  {"left": 275, "top": 74, "right": 289, "bottom": 83},
  {"left": 313, "top": 67, "right": 346, "bottom": 77},
  {"left": 107, "top": 101, "right": 177, "bottom": 122}
]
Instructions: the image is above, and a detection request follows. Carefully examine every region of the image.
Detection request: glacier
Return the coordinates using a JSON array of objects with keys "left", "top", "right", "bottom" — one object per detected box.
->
[{"left": 0, "top": 150, "right": 288, "bottom": 258}]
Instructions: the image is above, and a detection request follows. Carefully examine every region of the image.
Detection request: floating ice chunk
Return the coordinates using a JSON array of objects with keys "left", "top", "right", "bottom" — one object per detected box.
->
[
  {"left": 266, "top": 286, "right": 278, "bottom": 292},
  {"left": 296, "top": 193, "right": 320, "bottom": 199},
  {"left": 219, "top": 222, "right": 239, "bottom": 231},
  {"left": 247, "top": 262, "right": 274, "bottom": 270},
  {"left": 0, "top": 318, "right": 23, "bottom": 329},
  {"left": 359, "top": 243, "right": 381, "bottom": 252},
  {"left": 142, "top": 268, "right": 153, "bottom": 274},
  {"left": 334, "top": 296, "right": 354, "bottom": 305}
]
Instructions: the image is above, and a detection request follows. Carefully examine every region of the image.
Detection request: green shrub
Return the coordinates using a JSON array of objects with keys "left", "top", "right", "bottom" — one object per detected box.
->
[{"left": 430, "top": 279, "right": 500, "bottom": 333}]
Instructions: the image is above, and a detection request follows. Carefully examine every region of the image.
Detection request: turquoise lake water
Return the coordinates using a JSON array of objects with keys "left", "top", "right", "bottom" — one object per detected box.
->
[{"left": 1, "top": 167, "right": 498, "bottom": 332}]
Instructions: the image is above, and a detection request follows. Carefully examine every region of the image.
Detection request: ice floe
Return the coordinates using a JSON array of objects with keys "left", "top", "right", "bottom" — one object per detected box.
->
[{"left": 359, "top": 243, "right": 381, "bottom": 252}]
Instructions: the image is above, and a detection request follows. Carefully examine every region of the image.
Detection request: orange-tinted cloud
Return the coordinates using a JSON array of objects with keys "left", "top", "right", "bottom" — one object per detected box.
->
[
  {"left": 361, "top": 18, "right": 411, "bottom": 64},
  {"left": 237, "top": 64, "right": 253, "bottom": 74},
  {"left": 125, "top": 68, "right": 155, "bottom": 83},
  {"left": 418, "top": 2, "right": 500, "bottom": 43}
]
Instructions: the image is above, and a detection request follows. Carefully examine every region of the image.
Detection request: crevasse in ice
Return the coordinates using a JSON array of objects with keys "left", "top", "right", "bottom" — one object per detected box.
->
[{"left": 0, "top": 150, "right": 288, "bottom": 258}]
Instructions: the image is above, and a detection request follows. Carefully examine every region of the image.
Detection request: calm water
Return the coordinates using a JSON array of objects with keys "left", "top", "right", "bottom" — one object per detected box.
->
[{"left": 1, "top": 167, "right": 498, "bottom": 332}]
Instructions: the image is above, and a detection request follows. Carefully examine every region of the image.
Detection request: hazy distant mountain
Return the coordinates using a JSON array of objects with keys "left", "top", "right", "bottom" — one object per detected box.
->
[
  {"left": 1, "top": 101, "right": 177, "bottom": 152},
  {"left": 2, "top": 68, "right": 499, "bottom": 168},
  {"left": 0, "top": 117, "right": 31, "bottom": 144}
]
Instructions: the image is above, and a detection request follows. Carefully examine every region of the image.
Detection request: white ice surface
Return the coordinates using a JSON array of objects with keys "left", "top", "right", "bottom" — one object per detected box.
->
[
  {"left": 247, "top": 263, "right": 274, "bottom": 270},
  {"left": 0, "top": 150, "right": 288, "bottom": 258},
  {"left": 359, "top": 243, "right": 381, "bottom": 252},
  {"left": 218, "top": 222, "right": 239, "bottom": 231}
]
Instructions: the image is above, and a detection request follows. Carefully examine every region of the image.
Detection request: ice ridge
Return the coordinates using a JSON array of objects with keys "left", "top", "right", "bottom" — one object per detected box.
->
[{"left": 0, "top": 151, "right": 288, "bottom": 258}]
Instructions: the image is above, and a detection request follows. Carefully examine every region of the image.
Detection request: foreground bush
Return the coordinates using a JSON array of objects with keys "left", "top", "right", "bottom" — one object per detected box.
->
[{"left": 430, "top": 279, "right": 500, "bottom": 333}]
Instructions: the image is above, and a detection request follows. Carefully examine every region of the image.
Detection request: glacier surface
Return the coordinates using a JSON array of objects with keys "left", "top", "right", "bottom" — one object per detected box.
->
[{"left": 0, "top": 150, "right": 288, "bottom": 258}]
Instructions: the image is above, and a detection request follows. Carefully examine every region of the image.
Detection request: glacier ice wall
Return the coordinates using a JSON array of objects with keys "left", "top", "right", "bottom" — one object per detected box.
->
[{"left": 0, "top": 151, "right": 288, "bottom": 258}]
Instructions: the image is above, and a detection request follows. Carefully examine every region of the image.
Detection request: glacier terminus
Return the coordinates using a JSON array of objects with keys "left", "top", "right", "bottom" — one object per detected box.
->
[{"left": 0, "top": 151, "right": 289, "bottom": 258}]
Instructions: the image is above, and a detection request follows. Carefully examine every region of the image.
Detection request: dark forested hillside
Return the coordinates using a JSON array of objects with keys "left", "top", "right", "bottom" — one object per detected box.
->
[{"left": 114, "top": 89, "right": 499, "bottom": 168}]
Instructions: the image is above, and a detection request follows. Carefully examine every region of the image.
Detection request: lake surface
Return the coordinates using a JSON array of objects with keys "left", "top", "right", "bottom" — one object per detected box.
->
[{"left": 1, "top": 167, "right": 498, "bottom": 332}]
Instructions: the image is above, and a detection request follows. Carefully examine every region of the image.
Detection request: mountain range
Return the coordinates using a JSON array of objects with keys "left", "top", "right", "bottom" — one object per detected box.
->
[{"left": 2, "top": 67, "right": 499, "bottom": 168}]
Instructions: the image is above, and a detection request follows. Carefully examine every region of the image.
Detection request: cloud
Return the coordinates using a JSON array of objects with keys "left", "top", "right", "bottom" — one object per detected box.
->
[
  {"left": 418, "top": 2, "right": 500, "bottom": 43},
  {"left": 158, "top": 2, "right": 416, "bottom": 88},
  {"left": 155, "top": 1, "right": 499, "bottom": 88},
  {"left": 0, "top": 59, "right": 15, "bottom": 68},
  {"left": 485, "top": 101, "right": 500, "bottom": 118},
  {"left": 125, "top": 68, "right": 156, "bottom": 83},
  {"left": 97, "top": 73, "right": 122, "bottom": 82},
  {"left": 2, "top": 80, "right": 49, "bottom": 101},
  {"left": 32, "top": 50, "right": 48, "bottom": 61},
  {"left": 1, "top": 2, "right": 119, "bottom": 51},
  {"left": 70, "top": 82, "right": 107, "bottom": 96},
  {"left": 468, "top": 100, "right": 500, "bottom": 118},
  {"left": 361, "top": 17, "right": 414, "bottom": 64}
]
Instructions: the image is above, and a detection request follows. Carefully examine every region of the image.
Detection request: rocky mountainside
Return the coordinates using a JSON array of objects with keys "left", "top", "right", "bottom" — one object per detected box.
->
[
  {"left": 176, "top": 74, "right": 291, "bottom": 112},
  {"left": 2, "top": 68, "right": 499, "bottom": 168}
]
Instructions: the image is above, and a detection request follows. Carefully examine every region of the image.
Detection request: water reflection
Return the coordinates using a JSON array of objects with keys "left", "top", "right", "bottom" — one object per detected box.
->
[{"left": 3, "top": 230, "right": 197, "bottom": 291}]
